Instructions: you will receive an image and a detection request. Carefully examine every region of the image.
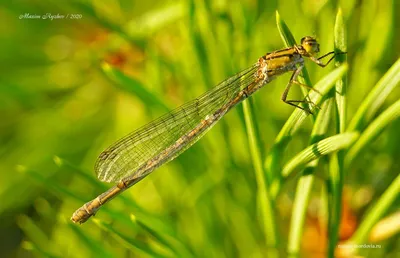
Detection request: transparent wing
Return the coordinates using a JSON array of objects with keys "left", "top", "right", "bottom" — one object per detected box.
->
[{"left": 96, "top": 64, "right": 259, "bottom": 182}]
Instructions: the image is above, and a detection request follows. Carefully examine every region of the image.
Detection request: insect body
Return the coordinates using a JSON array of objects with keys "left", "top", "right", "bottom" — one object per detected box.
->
[{"left": 71, "top": 36, "right": 342, "bottom": 224}]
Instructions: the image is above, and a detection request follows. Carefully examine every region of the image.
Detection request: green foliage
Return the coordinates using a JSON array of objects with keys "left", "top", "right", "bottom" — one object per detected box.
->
[{"left": 1, "top": 1, "right": 399, "bottom": 257}]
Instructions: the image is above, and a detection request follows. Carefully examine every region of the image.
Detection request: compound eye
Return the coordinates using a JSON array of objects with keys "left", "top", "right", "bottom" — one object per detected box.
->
[{"left": 306, "top": 41, "right": 315, "bottom": 47}]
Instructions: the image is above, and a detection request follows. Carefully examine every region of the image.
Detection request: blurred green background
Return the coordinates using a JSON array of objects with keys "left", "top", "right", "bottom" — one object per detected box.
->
[{"left": 0, "top": 0, "right": 399, "bottom": 257}]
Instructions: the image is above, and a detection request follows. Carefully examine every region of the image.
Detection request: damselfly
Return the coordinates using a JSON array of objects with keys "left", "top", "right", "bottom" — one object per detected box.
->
[{"left": 71, "top": 36, "right": 343, "bottom": 223}]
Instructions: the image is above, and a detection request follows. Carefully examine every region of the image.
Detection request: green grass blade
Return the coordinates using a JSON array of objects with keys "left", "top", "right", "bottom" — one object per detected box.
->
[
  {"left": 282, "top": 132, "right": 359, "bottom": 178},
  {"left": 242, "top": 99, "right": 278, "bottom": 247},
  {"left": 134, "top": 215, "right": 194, "bottom": 258},
  {"left": 275, "top": 11, "right": 296, "bottom": 47},
  {"left": 101, "top": 63, "right": 170, "bottom": 111},
  {"left": 17, "top": 165, "right": 83, "bottom": 202},
  {"left": 21, "top": 241, "right": 59, "bottom": 258},
  {"left": 54, "top": 156, "right": 105, "bottom": 189},
  {"left": 33, "top": 198, "right": 56, "bottom": 223},
  {"left": 327, "top": 152, "right": 341, "bottom": 258},
  {"left": 334, "top": 7, "right": 348, "bottom": 133},
  {"left": 345, "top": 99, "right": 400, "bottom": 167},
  {"left": 93, "top": 219, "right": 170, "bottom": 258},
  {"left": 17, "top": 215, "right": 59, "bottom": 257},
  {"left": 67, "top": 222, "right": 115, "bottom": 258},
  {"left": 185, "top": 0, "right": 213, "bottom": 89},
  {"left": 328, "top": 8, "right": 348, "bottom": 258},
  {"left": 287, "top": 98, "right": 334, "bottom": 254},
  {"left": 347, "top": 58, "right": 400, "bottom": 131},
  {"left": 287, "top": 174, "right": 315, "bottom": 254},
  {"left": 124, "top": 3, "right": 184, "bottom": 39}
]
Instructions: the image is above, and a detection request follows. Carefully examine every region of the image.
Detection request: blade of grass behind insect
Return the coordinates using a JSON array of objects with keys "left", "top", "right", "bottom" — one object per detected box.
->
[
  {"left": 281, "top": 132, "right": 359, "bottom": 179},
  {"left": 345, "top": 99, "right": 400, "bottom": 167},
  {"left": 287, "top": 98, "right": 334, "bottom": 254},
  {"left": 134, "top": 219, "right": 177, "bottom": 256},
  {"left": 101, "top": 63, "right": 170, "bottom": 111},
  {"left": 134, "top": 215, "right": 193, "bottom": 258},
  {"left": 124, "top": 3, "right": 184, "bottom": 40},
  {"left": 256, "top": 0, "right": 277, "bottom": 19},
  {"left": 345, "top": 173, "right": 400, "bottom": 255},
  {"left": 242, "top": 99, "right": 278, "bottom": 248},
  {"left": 17, "top": 165, "right": 83, "bottom": 201},
  {"left": 21, "top": 241, "right": 58, "bottom": 258},
  {"left": 33, "top": 198, "right": 57, "bottom": 224},
  {"left": 34, "top": 199, "right": 113, "bottom": 258},
  {"left": 327, "top": 152, "right": 341, "bottom": 258},
  {"left": 347, "top": 58, "right": 400, "bottom": 132},
  {"left": 338, "top": 0, "right": 358, "bottom": 19},
  {"left": 67, "top": 221, "right": 115, "bottom": 258},
  {"left": 93, "top": 219, "right": 170, "bottom": 258},
  {"left": 54, "top": 156, "right": 105, "bottom": 189},
  {"left": 185, "top": 0, "right": 213, "bottom": 90},
  {"left": 17, "top": 215, "right": 59, "bottom": 257},
  {"left": 334, "top": 8, "right": 348, "bottom": 133},
  {"left": 275, "top": 11, "right": 295, "bottom": 49},
  {"left": 327, "top": 8, "right": 348, "bottom": 257},
  {"left": 192, "top": 0, "right": 225, "bottom": 85}
]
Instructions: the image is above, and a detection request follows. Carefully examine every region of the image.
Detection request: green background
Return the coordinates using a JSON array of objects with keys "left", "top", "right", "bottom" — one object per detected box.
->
[{"left": 0, "top": 0, "right": 399, "bottom": 257}]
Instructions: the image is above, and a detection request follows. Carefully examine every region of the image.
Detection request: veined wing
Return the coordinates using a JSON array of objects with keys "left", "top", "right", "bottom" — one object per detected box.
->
[{"left": 96, "top": 64, "right": 259, "bottom": 182}]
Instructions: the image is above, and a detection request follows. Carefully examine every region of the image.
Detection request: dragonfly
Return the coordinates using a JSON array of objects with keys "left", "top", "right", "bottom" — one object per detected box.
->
[{"left": 71, "top": 36, "right": 343, "bottom": 224}]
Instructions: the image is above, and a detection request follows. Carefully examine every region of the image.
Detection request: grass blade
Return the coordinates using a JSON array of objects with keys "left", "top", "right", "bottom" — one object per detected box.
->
[
  {"left": 124, "top": 3, "right": 184, "bottom": 39},
  {"left": 328, "top": 8, "right": 348, "bottom": 257},
  {"left": 21, "top": 241, "right": 59, "bottom": 258},
  {"left": 282, "top": 132, "right": 359, "bottom": 178},
  {"left": 67, "top": 222, "right": 114, "bottom": 258},
  {"left": 93, "top": 219, "right": 170, "bottom": 258},
  {"left": 134, "top": 215, "right": 193, "bottom": 258},
  {"left": 347, "top": 58, "right": 400, "bottom": 131},
  {"left": 101, "top": 63, "right": 170, "bottom": 111},
  {"left": 334, "top": 7, "right": 348, "bottom": 132},
  {"left": 287, "top": 98, "right": 334, "bottom": 254},
  {"left": 345, "top": 99, "right": 400, "bottom": 167},
  {"left": 242, "top": 99, "right": 278, "bottom": 248},
  {"left": 17, "top": 215, "right": 59, "bottom": 257}
]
